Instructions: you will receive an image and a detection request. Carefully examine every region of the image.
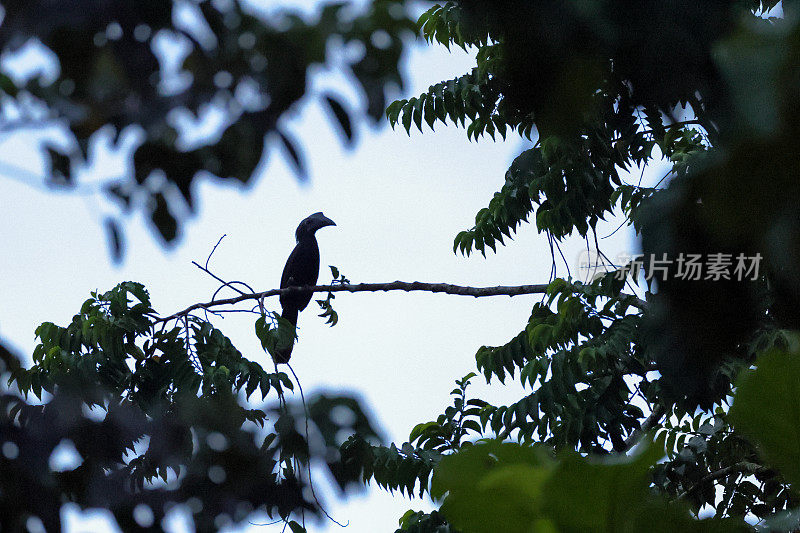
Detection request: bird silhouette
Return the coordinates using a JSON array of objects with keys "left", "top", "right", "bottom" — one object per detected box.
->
[{"left": 275, "top": 212, "right": 336, "bottom": 363}]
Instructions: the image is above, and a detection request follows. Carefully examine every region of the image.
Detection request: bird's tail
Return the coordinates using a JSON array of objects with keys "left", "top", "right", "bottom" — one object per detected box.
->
[
  {"left": 273, "top": 308, "right": 298, "bottom": 364},
  {"left": 281, "top": 307, "right": 298, "bottom": 326}
]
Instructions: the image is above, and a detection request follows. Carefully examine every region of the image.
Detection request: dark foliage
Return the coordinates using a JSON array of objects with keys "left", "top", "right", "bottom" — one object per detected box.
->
[
  {"left": 5, "top": 0, "right": 800, "bottom": 531},
  {"left": 0, "top": 0, "right": 416, "bottom": 251},
  {"left": 2, "top": 282, "right": 381, "bottom": 531},
  {"left": 376, "top": 1, "right": 800, "bottom": 529}
]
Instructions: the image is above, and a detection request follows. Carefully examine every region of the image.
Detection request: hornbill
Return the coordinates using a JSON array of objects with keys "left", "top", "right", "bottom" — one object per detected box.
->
[{"left": 275, "top": 212, "right": 336, "bottom": 363}]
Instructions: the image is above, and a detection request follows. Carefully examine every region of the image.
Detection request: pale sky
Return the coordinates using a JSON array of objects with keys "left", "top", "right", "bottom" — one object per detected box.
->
[{"left": 0, "top": 2, "right": 655, "bottom": 531}]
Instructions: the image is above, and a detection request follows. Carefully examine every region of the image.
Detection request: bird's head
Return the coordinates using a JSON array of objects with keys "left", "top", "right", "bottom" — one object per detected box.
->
[{"left": 295, "top": 212, "right": 336, "bottom": 241}]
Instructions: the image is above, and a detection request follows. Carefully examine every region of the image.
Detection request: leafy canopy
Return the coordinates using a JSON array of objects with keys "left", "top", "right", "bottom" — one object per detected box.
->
[{"left": 5, "top": 0, "right": 800, "bottom": 532}]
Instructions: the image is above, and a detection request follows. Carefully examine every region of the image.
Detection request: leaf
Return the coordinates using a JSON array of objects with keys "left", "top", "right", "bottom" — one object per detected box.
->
[
  {"left": 150, "top": 192, "right": 177, "bottom": 242},
  {"left": 542, "top": 434, "right": 746, "bottom": 531},
  {"left": 540, "top": 435, "right": 660, "bottom": 526},
  {"left": 45, "top": 145, "right": 72, "bottom": 185},
  {"left": 762, "top": 507, "right": 800, "bottom": 532},
  {"left": 401, "top": 98, "right": 414, "bottom": 133},
  {"left": 432, "top": 442, "right": 554, "bottom": 533},
  {"left": 423, "top": 93, "right": 436, "bottom": 130},
  {"left": 413, "top": 95, "right": 425, "bottom": 132},
  {"left": 324, "top": 93, "right": 354, "bottom": 145},
  {"left": 276, "top": 130, "right": 307, "bottom": 180},
  {"left": 462, "top": 419, "right": 482, "bottom": 434},
  {"left": 288, "top": 520, "right": 306, "bottom": 533},
  {"left": 729, "top": 344, "right": 800, "bottom": 487},
  {"left": 104, "top": 217, "right": 124, "bottom": 263},
  {"left": 317, "top": 297, "right": 339, "bottom": 326},
  {"left": 386, "top": 98, "right": 406, "bottom": 124},
  {"left": 0, "top": 73, "right": 18, "bottom": 96},
  {"left": 398, "top": 509, "right": 417, "bottom": 528},
  {"left": 277, "top": 371, "right": 294, "bottom": 391},
  {"left": 409, "top": 421, "right": 438, "bottom": 443},
  {"left": 245, "top": 374, "right": 259, "bottom": 400}
]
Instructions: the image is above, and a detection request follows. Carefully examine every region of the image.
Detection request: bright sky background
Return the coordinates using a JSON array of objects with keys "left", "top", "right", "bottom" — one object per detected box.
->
[{"left": 0, "top": 1, "right": 660, "bottom": 531}]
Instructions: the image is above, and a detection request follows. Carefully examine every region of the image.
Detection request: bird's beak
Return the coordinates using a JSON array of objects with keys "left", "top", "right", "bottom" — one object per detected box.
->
[{"left": 319, "top": 215, "right": 336, "bottom": 228}]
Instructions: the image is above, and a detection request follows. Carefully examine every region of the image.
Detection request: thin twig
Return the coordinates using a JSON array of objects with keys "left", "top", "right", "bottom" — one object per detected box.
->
[
  {"left": 601, "top": 217, "right": 630, "bottom": 240},
  {"left": 194, "top": 236, "right": 267, "bottom": 316},
  {"left": 192, "top": 261, "right": 250, "bottom": 297},
  {"left": 286, "top": 363, "right": 349, "bottom": 528},
  {"left": 554, "top": 240, "right": 571, "bottom": 278},
  {"left": 205, "top": 234, "right": 227, "bottom": 270},
  {"left": 547, "top": 232, "right": 556, "bottom": 289},
  {"left": 194, "top": 236, "right": 257, "bottom": 297},
  {"left": 593, "top": 228, "right": 640, "bottom": 298}
]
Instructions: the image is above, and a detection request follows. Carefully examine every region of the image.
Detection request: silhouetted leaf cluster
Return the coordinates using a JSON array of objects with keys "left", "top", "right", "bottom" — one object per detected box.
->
[
  {"left": 356, "top": 1, "right": 800, "bottom": 528},
  {"left": 2, "top": 282, "right": 381, "bottom": 531},
  {"left": 0, "top": 0, "right": 416, "bottom": 252}
]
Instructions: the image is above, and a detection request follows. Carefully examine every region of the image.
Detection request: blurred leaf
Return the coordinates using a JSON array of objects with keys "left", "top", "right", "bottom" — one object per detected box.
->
[
  {"left": 431, "top": 441, "right": 554, "bottom": 533},
  {"left": 150, "top": 192, "right": 178, "bottom": 243},
  {"left": 730, "top": 343, "right": 800, "bottom": 487},
  {"left": 324, "top": 93, "right": 354, "bottom": 145},
  {"left": 277, "top": 130, "right": 307, "bottom": 181},
  {"left": 0, "top": 73, "right": 18, "bottom": 96},
  {"left": 104, "top": 217, "right": 124, "bottom": 264},
  {"left": 45, "top": 146, "right": 71, "bottom": 186}
]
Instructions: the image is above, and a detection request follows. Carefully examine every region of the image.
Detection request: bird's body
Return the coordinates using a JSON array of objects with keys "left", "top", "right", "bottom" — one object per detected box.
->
[
  {"left": 279, "top": 234, "right": 320, "bottom": 325},
  {"left": 275, "top": 212, "right": 335, "bottom": 363}
]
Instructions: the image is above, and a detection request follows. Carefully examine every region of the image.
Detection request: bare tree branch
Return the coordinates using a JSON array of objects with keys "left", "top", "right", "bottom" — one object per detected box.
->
[
  {"left": 153, "top": 281, "right": 648, "bottom": 324},
  {"left": 154, "top": 281, "right": 549, "bottom": 323}
]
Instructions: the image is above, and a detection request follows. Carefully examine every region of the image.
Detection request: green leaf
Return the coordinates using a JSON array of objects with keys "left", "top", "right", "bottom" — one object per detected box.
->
[
  {"left": 462, "top": 419, "right": 482, "bottom": 434},
  {"left": 0, "top": 73, "right": 18, "bottom": 96},
  {"left": 540, "top": 436, "right": 661, "bottom": 528},
  {"left": 409, "top": 421, "right": 438, "bottom": 442},
  {"left": 277, "top": 371, "right": 294, "bottom": 391},
  {"left": 729, "top": 343, "right": 800, "bottom": 487},
  {"left": 288, "top": 521, "right": 306, "bottom": 533},
  {"left": 431, "top": 441, "right": 554, "bottom": 533},
  {"left": 412, "top": 95, "right": 424, "bottom": 132},
  {"left": 245, "top": 374, "right": 258, "bottom": 400},
  {"left": 401, "top": 98, "right": 414, "bottom": 133}
]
